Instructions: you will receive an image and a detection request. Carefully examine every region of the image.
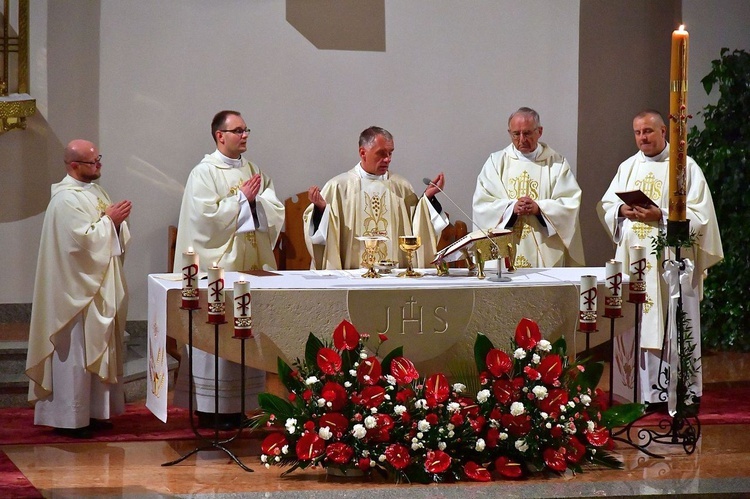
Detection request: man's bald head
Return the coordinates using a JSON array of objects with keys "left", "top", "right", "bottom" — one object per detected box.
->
[
  {"left": 64, "top": 140, "right": 96, "bottom": 165},
  {"left": 64, "top": 139, "right": 101, "bottom": 182}
]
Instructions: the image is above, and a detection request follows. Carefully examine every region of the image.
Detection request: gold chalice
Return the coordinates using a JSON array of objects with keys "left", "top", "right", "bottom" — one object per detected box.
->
[
  {"left": 398, "top": 235, "right": 422, "bottom": 278},
  {"left": 356, "top": 236, "right": 388, "bottom": 278}
]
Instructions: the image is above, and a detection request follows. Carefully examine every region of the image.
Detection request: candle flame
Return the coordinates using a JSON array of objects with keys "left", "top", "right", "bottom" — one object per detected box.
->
[
  {"left": 678, "top": 24, "right": 685, "bottom": 31},
  {"left": 187, "top": 246, "right": 194, "bottom": 253},
  {"left": 211, "top": 262, "right": 218, "bottom": 268}
]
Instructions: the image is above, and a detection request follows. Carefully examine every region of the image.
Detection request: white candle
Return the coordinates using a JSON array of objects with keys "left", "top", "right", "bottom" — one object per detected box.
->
[
  {"left": 207, "top": 263, "right": 225, "bottom": 323},
  {"left": 181, "top": 248, "right": 199, "bottom": 309},
  {"left": 628, "top": 246, "right": 647, "bottom": 303},
  {"left": 578, "top": 275, "right": 597, "bottom": 332},
  {"left": 604, "top": 260, "right": 623, "bottom": 318},
  {"left": 233, "top": 280, "right": 253, "bottom": 338}
]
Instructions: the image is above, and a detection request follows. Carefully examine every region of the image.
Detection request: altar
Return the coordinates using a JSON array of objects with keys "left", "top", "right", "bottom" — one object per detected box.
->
[{"left": 146, "top": 267, "right": 635, "bottom": 420}]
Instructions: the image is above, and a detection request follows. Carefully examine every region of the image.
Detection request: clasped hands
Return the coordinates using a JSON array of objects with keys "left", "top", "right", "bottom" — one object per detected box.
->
[
  {"left": 620, "top": 203, "right": 661, "bottom": 223},
  {"left": 239, "top": 174, "right": 262, "bottom": 202},
  {"left": 105, "top": 200, "right": 132, "bottom": 230},
  {"left": 514, "top": 196, "right": 539, "bottom": 216}
]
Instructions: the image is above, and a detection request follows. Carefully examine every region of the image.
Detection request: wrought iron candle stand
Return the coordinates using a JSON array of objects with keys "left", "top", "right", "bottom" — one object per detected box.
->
[{"left": 162, "top": 306, "right": 253, "bottom": 471}]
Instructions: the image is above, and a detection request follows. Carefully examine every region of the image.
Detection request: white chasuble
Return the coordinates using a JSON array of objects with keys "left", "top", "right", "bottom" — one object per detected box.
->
[
  {"left": 473, "top": 144, "right": 585, "bottom": 268},
  {"left": 303, "top": 165, "right": 445, "bottom": 270},
  {"left": 26, "top": 175, "right": 129, "bottom": 406}
]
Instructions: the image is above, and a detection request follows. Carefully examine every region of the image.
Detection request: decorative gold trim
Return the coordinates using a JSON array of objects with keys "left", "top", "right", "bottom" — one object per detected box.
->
[{"left": 1, "top": 0, "right": 35, "bottom": 133}]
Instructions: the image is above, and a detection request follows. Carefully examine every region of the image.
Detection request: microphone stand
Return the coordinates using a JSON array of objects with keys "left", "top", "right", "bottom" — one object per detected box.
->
[{"left": 422, "top": 178, "right": 509, "bottom": 281}]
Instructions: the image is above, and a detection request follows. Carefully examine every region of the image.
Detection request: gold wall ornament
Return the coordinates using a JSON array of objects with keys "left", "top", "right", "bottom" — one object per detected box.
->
[{"left": 0, "top": 0, "right": 35, "bottom": 133}]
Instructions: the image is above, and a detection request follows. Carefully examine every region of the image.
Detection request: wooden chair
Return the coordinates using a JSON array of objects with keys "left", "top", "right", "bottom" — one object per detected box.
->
[{"left": 278, "top": 192, "right": 312, "bottom": 270}]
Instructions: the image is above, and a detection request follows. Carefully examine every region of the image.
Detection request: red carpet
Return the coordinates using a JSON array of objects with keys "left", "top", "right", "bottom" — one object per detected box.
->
[
  {"left": 0, "top": 383, "right": 747, "bottom": 447},
  {"left": 0, "top": 451, "right": 42, "bottom": 498}
]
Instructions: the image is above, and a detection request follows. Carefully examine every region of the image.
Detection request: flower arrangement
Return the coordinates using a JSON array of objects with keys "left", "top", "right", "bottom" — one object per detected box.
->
[{"left": 255, "top": 318, "right": 643, "bottom": 483}]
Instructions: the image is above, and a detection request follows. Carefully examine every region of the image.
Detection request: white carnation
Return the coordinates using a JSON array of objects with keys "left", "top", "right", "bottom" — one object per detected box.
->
[
  {"left": 532, "top": 354, "right": 541, "bottom": 364},
  {"left": 581, "top": 394, "right": 592, "bottom": 406},
  {"left": 319, "top": 426, "right": 333, "bottom": 440},
  {"left": 438, "top": 442, "right": 447, "bottom": 451},
  {"left": 510, "top": 402, "right": 525, "bottom": 416},
  {"left": 532, "top": 385, "right": 548, "bottom": 400},
  {"left": 352, "top": 424, "right": 367, "bottom": 439},
  {"left": 364, "top": 416, "right": 377, "bottom": 429},
  {"left": 305, "top": 376, "right": 319, "bottom": 385},
  {"left": 360, "top": 352, "right": 368, "bottom": 359},
  {"left": 515, "top": 439, "right": 529, "bottom": 453},
  {"left": 447, "top": 402, "right": 461, "bottom": 413},
  {"left": 418, "top": 419, "right": 431, "bottom": 432},
  {"left": 476, "top": 389, "right": 491, "bottom": 403},
  {"left": 386, "top": 375, "right": 397, "bottom": 385},
  {"left": 453, "top": 383, "right": 466, "bottom": 393},
  {"left": 394, "top": 405, "right": 407, "bottom": 416},
  {"left": 537, "top": 339, "right": 552, "bottom": 352},
  {"left": 514, "top": 348, "right": 527, "bottom": 359},
  {"left": 499, "top": 432, "right": 508, "bottom": 441},
  {"left": 475, "top": 438, "right": 486, "bottom": 452}
]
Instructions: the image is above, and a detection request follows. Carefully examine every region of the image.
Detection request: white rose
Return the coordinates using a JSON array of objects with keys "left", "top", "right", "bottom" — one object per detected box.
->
[
  {"left": 510, "top": 402, "right": 525, "bottom": 416},
  {"left": 475, "top": 438, "right": 486, "bottom": 452},
  {"left": 476, "top": 389, "right": 491, "bottom": 403}
]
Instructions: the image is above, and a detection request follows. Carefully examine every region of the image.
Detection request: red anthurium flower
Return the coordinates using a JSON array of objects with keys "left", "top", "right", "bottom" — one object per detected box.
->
[
  {"left": 512, "top": 377, "right": 526, "bottom": 390},
  {"left": 396, "top": 387, "right": 415, "bottom": 403},
  {"left": 424, "top": 449, "right": 452, "bottom": 474},
  {"left": 543, "top": 447, "right": 568, "bottom": 472},
  {"left": 514, "top": 317, "right": 541, "bottom": 350},
  {"left": 450, "top": 413, "right": 465, "bottom": 426},
  {"left": 366, "top": 413, "right": 395, "bottom": 442},
  {"left": 318, "top": 412, "right": 349, "bottom": 439},
  {"left": 326, "top": 442, "right": 354, "bottom": 465},
  {"left": 586, "top": 427, "right": 611, "bottom": 447},
  {"left": 357, "top": 357, "right": 382, "bottom": 385},
  {"left": 464, "top": 461, "right": 492, "bottom": 482},
  {"left": 492, "top": 378, "right": 516, "bottom": 405},
  {"left": 295, "top": 432, "right": 325, "bottom": 461},
  {"left": 321, "top": 381, "right": 348, "bottom": 411},
  {"left": 495, "top": 456, "right": 523, "bottom": 479},
  {"left": 424, "top": 373, "right": 450, "bottom": 406},
  {"left": 538, "top": 354, "right": 563, "bottom": 385},
  {"left": 538, "top": 388, "right": 569, "bottom": 418},
  {"left": 316, "top": 347, "right": 342, "bottom": 375},
  {"left": 390, "top": 357, "right": 420, "bottom": 384},
  {"left": 501, "top": 413, "right": 531, "bottom": 436},
  {"left": 593, "top": 387, "right": 610, "bottom": 411},
  {"left": 550, "top": 425, "right": 563, "bottom": 439},
  {"left": 566, "top": 436, "right": 586, "bottom": 464},
  {"left": 360, "top": 385, "right": 386, "bottom": 409},
  {"left": 486, "top": 348, "right": 513, "bottom": 377},
  {"left": 384, "top": 443, "right": 411, "bottom": 470},
  {"left": 456, "top": 396, "right": 480, "bottom": 417},
  {"left": 332, "top": 319, "right": 360, "bottom": 351},
  {"left": 469, "top": 415, "right": 486, "bottom": 433},
  {"left": 261, "top": 432, "right": 288, "bottom": 456}
]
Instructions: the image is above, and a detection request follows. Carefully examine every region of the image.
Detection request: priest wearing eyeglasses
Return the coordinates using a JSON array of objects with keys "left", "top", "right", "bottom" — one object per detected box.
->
[{"left": 173, "top": 110, "right": 285, "bottom": 429}]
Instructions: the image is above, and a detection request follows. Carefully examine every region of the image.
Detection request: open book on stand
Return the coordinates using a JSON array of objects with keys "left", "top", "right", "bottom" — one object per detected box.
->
[
  {"left": 616, "top": 189, "right": 658, "bottom": 208},
  {"left": 432, "top": 228, "right": 513, "bottom": 264}
]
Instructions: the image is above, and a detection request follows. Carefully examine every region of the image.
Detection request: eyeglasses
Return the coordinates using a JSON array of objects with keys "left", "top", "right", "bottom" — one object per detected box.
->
[
  {"left": 76, "top": 155, "right": 102, "bottom": 165},
  {"left": 509, "top": 128, "right": 538, "bottom": 139},
  {"left": 220, "top": 128, "right": 251, "bottom": 136}
]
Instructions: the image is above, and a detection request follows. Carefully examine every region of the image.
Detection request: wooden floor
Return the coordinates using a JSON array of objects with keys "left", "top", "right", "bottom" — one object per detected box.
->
[{"left": 4, "top": 351, "right": 750, "bottom": 498}]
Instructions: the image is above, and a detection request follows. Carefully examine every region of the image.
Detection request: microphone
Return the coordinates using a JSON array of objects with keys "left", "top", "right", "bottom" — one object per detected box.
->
[{"left": 422, "top": 177, "right": 503, "bottom": 258}]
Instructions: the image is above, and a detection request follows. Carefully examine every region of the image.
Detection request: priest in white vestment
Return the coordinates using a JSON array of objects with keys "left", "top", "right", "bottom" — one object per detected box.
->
[
  {"left": 26, "top": 140, "right": 132, "bottom": 438},
  {"left": 598, "top": 109, "right": 723, "bottom": 405},
  {"left": 173, "top": 110, "right": 284, "bottom": 427},
  {"left": 303, "top": 126, "right": 448, "bottom": 270},
  {"left": 473, "top": 107, "right": 585, "bottom": 268}
]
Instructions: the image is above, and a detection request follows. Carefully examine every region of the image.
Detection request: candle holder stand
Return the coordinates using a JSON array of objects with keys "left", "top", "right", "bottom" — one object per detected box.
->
[{"left": 162, "top": 308, "right": 253, "bottom": 471}]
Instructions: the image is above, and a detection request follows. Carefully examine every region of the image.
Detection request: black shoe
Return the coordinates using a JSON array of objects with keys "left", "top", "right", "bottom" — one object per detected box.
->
[
  {"left": 196, "top": 411, "right": 243, "bottom": 430},
  {"left": 54, "top": 427, "right": 93, "bottom": 439},
  {"left": 645, "top": 402, "right": 667, "bottom": 414},
  {"left": 89, "top": 419, "right": 114, "bottom": 431}
]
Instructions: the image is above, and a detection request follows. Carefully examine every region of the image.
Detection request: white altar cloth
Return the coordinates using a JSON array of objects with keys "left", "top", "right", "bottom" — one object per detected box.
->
[{"left": 147, "top": 268, "right": 631, "bottom": 421}]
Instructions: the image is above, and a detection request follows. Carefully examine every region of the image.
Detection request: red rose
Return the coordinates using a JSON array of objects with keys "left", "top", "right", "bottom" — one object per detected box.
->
[
  {"left": 261, "top": 432, "right": 288, "bottom": 456},
  {"left": 538, "top": 354, "right": 563, "bottom": 385},
  {"left": 543, "top": 447, "right": 568, "bottom": 472},
  {"left": 486, "top": 348, "right": 513, "bottom": 377},
  {"left": 384, "top": 443, "right": 411, "bottom": 470},
  {"left": 360, "top": 385, "right": 386, "bottom": 409},
  {"left": 332, "top": 319, "right": 360, "bottom": 351},
  {"left": 494, "top": 456, "right": 523, "bottom": 479},
  {"left": 464, "top": 461, "right": 492, "bottom": 482},
  {"left": 321, "top": 381, "right": 348, "bottom": 411},
  {"left": 357, "top": 357, "right": 382, "bottom": 385},
  {"left": 326, "top": 442, "right": 354, "bottom": 465},
  {"left": 390, "top": 357, "right": 420, "bottom": 384},
  {"left": 295, "top": 432, "right": 325, "bottom": 461},
  {"left": 424, "top": 449, "right": 451, "bottom": 474},
  {"left": 514, "top": 317, "right": 542, "bottom": 350},
  {"left": 318, "top": 412, "right": 349, "bottom": 439},
  {"left": 316, "top": 347, "right": 343, "bottom": 375},
  {"left": 424, "top": 373, "right": 450, "bottom": 407}
]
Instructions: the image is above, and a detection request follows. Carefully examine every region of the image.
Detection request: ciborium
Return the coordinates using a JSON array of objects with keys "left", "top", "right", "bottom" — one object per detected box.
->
[
  {"left": 356, "top": 236, "right": 388, "bottom": 278},
  {"left": 398, "top": 235, "right": 422, "bottom": 278}
]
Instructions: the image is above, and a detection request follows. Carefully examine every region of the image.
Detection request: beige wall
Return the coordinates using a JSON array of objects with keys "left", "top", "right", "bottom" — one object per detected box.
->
[{"left": 1, "top": 1, "right": 747, "bottom": 322}]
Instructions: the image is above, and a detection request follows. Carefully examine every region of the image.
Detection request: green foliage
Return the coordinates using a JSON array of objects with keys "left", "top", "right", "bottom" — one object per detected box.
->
[{"left": 688, "top": 48, "right": 750, "bottom": 351}]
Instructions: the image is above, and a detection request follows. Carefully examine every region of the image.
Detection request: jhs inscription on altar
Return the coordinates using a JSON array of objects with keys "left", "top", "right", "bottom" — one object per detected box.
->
[
  {"left": 348, "top": 289, "right": 474, "bottom": 362},
  {"left": 377, "top": 296, "right": 449, "bottom": 335}
]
